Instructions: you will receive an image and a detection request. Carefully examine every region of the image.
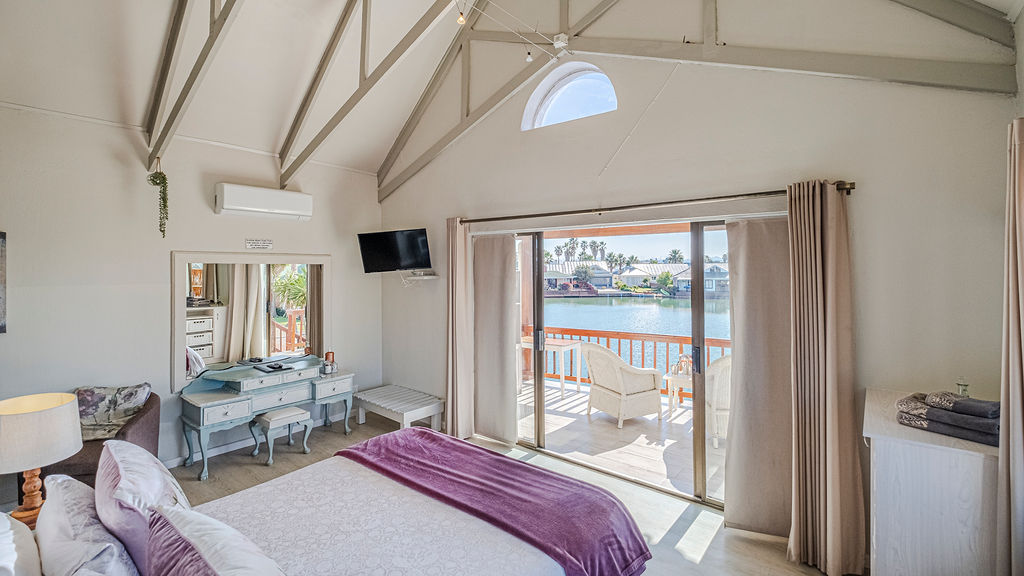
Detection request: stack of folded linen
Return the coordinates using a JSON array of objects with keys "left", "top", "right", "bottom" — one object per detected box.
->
[{"left": 895, "top": 391, "right": 1000, "bottom": 447}]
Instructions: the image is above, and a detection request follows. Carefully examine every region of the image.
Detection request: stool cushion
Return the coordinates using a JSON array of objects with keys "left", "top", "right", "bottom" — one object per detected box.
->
[{"left": 256, "top": 407, "right": 310, "bottom": 428}]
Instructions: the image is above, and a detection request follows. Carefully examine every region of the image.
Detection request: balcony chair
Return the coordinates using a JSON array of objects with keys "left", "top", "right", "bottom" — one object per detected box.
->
[
  {"left": 706, "top": 355, "right": 732, "bottom": 449},
  {"left": 580, "top": 343, "right": 662, "bottom": 428}
]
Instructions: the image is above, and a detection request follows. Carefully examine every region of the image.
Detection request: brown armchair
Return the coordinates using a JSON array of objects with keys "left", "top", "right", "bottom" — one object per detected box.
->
[{"left": 20, "top": 393, "right": 160, "bottom": 496}]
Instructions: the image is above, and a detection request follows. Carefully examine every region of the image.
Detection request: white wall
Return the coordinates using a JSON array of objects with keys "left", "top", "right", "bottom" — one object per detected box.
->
[
  {"left": 0, "top": 107, "right": 382, "bottom": 492},
  {"left": 380, "top": 56, "right": 1014, "bottom": 406}
]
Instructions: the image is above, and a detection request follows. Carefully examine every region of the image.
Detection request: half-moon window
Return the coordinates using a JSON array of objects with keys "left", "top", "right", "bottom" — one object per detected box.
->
[{"left": 522, "top": 62, "right": 617, "bottom": 131}]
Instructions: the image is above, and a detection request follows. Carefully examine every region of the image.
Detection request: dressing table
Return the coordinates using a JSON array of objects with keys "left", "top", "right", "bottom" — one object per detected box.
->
[{"left": 180, "top": 355, "right": 354, "bottom": 480}]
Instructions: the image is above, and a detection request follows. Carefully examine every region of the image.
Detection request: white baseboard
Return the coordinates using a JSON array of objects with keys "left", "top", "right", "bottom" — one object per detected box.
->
[{"left": 161, "top": 417, "right": 334, "bottom": 470}]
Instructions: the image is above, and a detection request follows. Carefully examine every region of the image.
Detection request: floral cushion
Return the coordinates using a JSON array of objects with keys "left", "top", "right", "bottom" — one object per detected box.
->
[{"left": 76, "top": 384, "right": 152, "bottom": 442}]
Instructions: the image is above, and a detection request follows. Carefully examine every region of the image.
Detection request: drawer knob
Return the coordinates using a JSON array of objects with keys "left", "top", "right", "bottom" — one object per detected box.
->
[{"left": 223, "top": 409, "right": 230, "bottom": 416}]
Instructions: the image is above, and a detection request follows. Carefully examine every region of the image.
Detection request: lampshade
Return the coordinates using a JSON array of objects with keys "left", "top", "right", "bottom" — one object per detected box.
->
[{"left": 0, "top": 393, "right": 83, "bottom": 474}]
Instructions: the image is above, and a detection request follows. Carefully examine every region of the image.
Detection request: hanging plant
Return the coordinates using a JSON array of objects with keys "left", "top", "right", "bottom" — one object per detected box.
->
[{"left": 147, "top": 158, "right": 169, "bottom": 238}]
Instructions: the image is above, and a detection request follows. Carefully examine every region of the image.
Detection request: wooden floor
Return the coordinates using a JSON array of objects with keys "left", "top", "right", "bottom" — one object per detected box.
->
[
  {"left": 519, "top": 380, "right": 726, "bottom": 500},
  {"left": 171, "top": 414, "right": 819, "bottom": 576}
]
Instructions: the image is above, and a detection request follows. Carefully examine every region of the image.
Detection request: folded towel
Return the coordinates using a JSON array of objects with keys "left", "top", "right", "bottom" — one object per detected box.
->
[
  {"left": 924, "top": 391, "right": 1000, "bottom": 419},
  {"left": 896, "top": 412, "right": 999, "bottom": 447},
  {"left": 896, "top": 393, "right": 999, "bottom": 435}
]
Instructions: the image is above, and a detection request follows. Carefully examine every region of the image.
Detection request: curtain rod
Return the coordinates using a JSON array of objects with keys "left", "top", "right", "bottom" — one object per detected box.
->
[{"left": 460, "top": 181, "right": 855, "bottom": 225}]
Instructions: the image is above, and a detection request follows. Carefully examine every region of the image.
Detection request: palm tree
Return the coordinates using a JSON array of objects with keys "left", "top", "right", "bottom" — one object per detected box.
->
[
  {"left": 598, "top": 241, "right": 607, "bottom": 260},
  {"left": 704, "top": 255, "right": 712, "bottom": 263},
  {"left": 554, "top": 245, "right": 563, "bottom": 262},
  {"left": 722, "top": 253, "right": 728, "bottom": 263},
  {"left": 589, "top": 240, "right": 600, "bottom": 259},
  {"left": 626, "top": 255, "right": 639, "bottom": 267},
  {"left": 565, "top": 238, "right": 579, "bottom": 261},
  {"left": 605, "top": 252, "right": 619, "bottom": 273},
  {"left": 544, "top": 251, "right": 554, "bottom": 264},
  {"left": 666, "top": 249, "right": 684, "bottom": 263}
]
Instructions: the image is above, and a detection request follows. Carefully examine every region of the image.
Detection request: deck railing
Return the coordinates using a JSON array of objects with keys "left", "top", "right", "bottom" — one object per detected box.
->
[
  {"left": 271, "top": 309, "right": 307, "bottom": 353},
  {"left": 533, "top": 326, "right": 731, "bottom": 400}
]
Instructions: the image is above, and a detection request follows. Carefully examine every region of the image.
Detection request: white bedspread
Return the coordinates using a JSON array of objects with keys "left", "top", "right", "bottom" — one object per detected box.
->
[{"left": 196, "top": 456, "right": 564, "bottom": 576}]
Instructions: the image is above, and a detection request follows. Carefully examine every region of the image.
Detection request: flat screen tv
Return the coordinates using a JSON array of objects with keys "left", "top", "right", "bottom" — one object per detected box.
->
[{"left": 358, "top": 228, "right": 431, "bottom": 273}]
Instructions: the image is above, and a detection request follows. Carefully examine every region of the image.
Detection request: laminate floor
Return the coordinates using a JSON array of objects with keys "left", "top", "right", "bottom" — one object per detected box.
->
[{"left": 171, "top": 413, "right": 819, "bottom": 575}]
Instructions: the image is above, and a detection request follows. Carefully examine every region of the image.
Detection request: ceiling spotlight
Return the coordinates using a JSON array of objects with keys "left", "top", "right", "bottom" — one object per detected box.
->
[
  {"left": 525, "top": 50, "right": 534, "bottom": 63},
  {"left": 457, "top": 11, "right": 466, "bottom": 25}
]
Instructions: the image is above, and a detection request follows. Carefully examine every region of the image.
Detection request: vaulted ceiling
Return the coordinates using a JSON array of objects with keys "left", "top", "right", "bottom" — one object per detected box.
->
[{"left": 0, "top": 0, "right": 1018, "bottom": 192}]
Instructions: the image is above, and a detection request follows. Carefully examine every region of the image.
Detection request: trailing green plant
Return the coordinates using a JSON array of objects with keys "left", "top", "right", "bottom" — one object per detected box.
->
[
  {"left": 272, "top": 267, "right": 307, "bottom": 309},
  {"left": 147, "top": 165, "right": 169, "bottom": 238}
]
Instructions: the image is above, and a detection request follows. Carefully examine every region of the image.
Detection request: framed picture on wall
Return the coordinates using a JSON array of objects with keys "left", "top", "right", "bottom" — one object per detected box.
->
[{"left": 0, "top": 231, "right": 6, "bottom": 334}]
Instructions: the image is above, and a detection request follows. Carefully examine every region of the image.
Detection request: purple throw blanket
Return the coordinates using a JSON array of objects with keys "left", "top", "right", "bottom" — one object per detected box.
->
[{"left": 337, "top": 427, "right": 651, "bottom": 576}]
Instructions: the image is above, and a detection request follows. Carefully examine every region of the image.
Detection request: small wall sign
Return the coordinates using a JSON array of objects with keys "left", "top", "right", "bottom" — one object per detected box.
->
[{"left": 245, "top": 238, "right": 273, "bottom": 250}]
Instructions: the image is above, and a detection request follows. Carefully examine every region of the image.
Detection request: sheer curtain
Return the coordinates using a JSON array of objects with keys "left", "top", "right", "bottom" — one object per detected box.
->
[
  {"left": 225, "top": 265, "right": 246, "bottom": 362},
  {"left": 787, "top": 180, "right": 864, "bottom": 575},
  {"left": 724, "top": 217, "right": 792, "bottom": 536},
  {"left": 445, "top": 218, "right": 475, "bottom": 438},
  {"left": 472, "top": 234, "right": 519, "bottom": 443},
  {"left": 998, "top": 118, "right": 1024, "bottom": 576}
]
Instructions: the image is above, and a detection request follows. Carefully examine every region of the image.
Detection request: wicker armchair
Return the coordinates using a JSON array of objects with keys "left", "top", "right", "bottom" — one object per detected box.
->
[
  {"left": 581, "top": 343, "right": 662, "bottom": 428},
  {"left": 19, "top": 393, "right": 160, "bottom": 496}
]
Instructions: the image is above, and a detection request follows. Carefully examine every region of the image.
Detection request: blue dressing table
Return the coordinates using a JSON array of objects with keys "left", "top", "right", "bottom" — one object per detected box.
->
[{"left": 180, "top": 355, "right": 354, "bottom": 480}]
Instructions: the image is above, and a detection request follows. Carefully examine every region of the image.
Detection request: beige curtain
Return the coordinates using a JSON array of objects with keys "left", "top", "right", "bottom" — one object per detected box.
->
[
  {"left": 999, "top": 118, "right": 1024, "bottom": 576},
  {"left": 307, "top": 264, "right": 324, "bottom": 357},
  {"left": 243, "top": 264, "right": 266, "bottom": 359},
  {"left": 446, "top": 218, "right": 475, "bottom": 438},
  {"left": 225, "top": 265, "right": 246, "bottom": 362},
  {"left": 724, "top": 217, "right": 793, "bottom": 536},
  {"left": 787, "top": 180, "right": 865, "bottom": 575},
  {"left": 472, "top": 234, "right": 519, "bottom": 444},
  {"left": 203, "top": 264, "right": 218, "bottom": 302}
]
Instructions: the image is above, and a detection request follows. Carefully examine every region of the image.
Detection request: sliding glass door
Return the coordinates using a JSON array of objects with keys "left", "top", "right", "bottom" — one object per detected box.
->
[{"left": 516, "top": 233, "right": 545, "bottom": 448}]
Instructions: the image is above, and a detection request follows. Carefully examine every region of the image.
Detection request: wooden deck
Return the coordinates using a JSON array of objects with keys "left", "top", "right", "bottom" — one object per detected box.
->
[{"left": 518, "top": 379, "right": 726, "bottom": 501}]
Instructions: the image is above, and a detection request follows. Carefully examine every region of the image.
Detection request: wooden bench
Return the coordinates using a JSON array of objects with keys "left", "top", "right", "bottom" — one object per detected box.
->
[{"left": 354, "top": 385, "right": 444, "bottom": 431}]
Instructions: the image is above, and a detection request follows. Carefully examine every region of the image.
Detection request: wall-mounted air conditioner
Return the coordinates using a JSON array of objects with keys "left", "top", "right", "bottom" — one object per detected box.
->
[{"left": 214, "top": 183, "right": 313, "bottom": 221}]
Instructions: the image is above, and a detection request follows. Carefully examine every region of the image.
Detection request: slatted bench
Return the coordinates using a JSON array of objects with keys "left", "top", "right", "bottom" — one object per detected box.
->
[{"left": 354, "top": 385, "right": 444, "bottom": 431}]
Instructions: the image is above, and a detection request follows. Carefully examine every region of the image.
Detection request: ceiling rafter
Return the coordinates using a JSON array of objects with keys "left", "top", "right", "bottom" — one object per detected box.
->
[
  {"left": 376, "top": 0, "right": 488, "bottom": 186},
  {"left": 144, "top": 0, "right": 191, "bottom": 147},
  {"left": 278, "top": 0, "right": 358, "bottom": 166},
  {"left": 569, "top": 0, "right": 622, "bottom": 37},
  {"left": 147, "top": 0, "right": 243, "bottom": 170},
  {"left": 279, "top": 0, "right": 450, "bottom": 188},
  {"left": 889, "top": 0, "right": 1014, "bottom": 48}
]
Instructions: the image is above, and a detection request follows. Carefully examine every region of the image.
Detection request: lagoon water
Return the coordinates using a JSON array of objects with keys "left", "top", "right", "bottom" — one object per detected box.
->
[{"left": 543, "top": 296, "right": 731, "bottom": 339}]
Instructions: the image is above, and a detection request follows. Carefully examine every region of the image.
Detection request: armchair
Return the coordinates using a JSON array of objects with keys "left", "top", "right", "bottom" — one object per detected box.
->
[
  {"left": 581, "top": 343, "right": 662, "bottom": 428},
  {"left": 19, "top": 393, "right": 160, "bottom": 494}
]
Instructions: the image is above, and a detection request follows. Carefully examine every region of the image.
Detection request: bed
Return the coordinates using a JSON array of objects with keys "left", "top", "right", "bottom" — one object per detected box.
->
[{"left": 196, "top": 427, "right": 651, "bottom": 576}]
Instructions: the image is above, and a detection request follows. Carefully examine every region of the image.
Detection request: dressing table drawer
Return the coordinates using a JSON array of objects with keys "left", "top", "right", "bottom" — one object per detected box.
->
[
  {"left": 281, "top": 367, "right": 320, "bottom": 384},
  {"left": 203, "top": 400, "right": 251, "bottom": 426},
  {"left": 186, "top": 332, "right": 214, "bottom": 347},
  {"left": 252, "top": 383, "right": 312, "bottom": 412},
  {"left": 233, "top": 374, "right": 283, "bottom": 392},
  {"left": 315, "top": 377, "right": 353, "bottom": 399},
  {"left": 186, "top": 318, "right": 213, "bottom": 333}
]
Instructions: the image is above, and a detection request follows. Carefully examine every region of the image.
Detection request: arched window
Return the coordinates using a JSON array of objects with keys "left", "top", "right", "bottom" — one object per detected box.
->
[{"left": 522, "top": 62, "right": 617, "bottom": 131}]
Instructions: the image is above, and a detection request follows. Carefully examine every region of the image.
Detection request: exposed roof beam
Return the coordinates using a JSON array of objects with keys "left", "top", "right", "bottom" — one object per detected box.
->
[
  {"left": 144, "top": 0, "right": 191, "bottom": 147},
  {"left": 560, "top": 0, "right": 569, "bottom": 34},
  {"left": 569, "top": 37, "right": 1016, "bottom": 94},
  {"left": 461, "top": 40, "right": 471, "bottom": 118},
  {"left": 378, "top": 56, "right": 551, "bottom": 201},
  {"left": 376, "top": 0, "right": 488, "bottom": 186},
  {"left": 278, "top": 0, "right": 358, "bottom": 165},
  {"left": 209, "top": 0, "right": 221, "bottom": 32},
  {"left": 569, "top": 0, "right": 621, "bottom": 37},
  {"left": 280, "top": 0, "right": 450, "bottom": 187},
  {"left": 468, "top": 29, "right": 552, "bottom": 44},
  {"left": 889, "top": 0, "right": 1014, "bottom": 48},
  {"left": 360, "top": 0, "right": 370, "bottom": 81},
  {"left": 147, "top": 0, "right": 243, "bottom": 170},
  {"left": 702, "top": 0, "right": 719, "bottom": 56}
]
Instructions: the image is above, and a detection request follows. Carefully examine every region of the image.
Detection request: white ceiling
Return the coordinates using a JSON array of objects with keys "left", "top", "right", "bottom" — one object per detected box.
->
[{"left": 0, "top": 0, "right": 1017, "bottom": 178}]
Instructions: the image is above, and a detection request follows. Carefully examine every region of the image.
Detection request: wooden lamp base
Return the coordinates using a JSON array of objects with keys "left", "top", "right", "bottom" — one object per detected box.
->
[{"left": 10, "top": 468, "right": 43, "bottom": 530}]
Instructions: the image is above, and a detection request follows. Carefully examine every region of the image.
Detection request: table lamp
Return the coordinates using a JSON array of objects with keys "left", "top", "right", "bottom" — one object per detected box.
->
[{"left": 0, "top": 393, "right": 82, "bottom": 529}]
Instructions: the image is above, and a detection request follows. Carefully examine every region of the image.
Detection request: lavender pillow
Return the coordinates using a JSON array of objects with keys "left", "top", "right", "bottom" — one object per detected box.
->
[
  {"left": 147, "top": 507, "right": 284, "bottom": 576},
  {"left": 95, "top": 441, "right": 190, "bottom": 575},
  {"left": 35, "top": 475, "right": 138, "bottom": 576}
]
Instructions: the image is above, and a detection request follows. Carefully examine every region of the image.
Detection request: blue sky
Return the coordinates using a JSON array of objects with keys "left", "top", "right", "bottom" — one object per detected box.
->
[
  {"left": 544, "top": 230, "right": 728, "bottom": 262},
  {"left": 540, "top": 72, "right": 617, "bottom": 127}
]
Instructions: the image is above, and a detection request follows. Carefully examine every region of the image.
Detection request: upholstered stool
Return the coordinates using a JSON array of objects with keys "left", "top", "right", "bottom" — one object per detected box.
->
[{"left": 249, "top": 407, "right": 313, "bottom": 466}]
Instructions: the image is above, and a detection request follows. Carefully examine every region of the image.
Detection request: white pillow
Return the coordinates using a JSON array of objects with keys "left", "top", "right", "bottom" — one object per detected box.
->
[
  {"left": 95, "top": 441, "right": 190, "bottom": 575},
  {"left": 147, "top": 506, "right": 284, "bottom": 576},
  {"left": 35, "top": 475, "right": 138, "bottom": 576},
  {"left": 0, "top": 514, "right": 40, "bottom": 576}
]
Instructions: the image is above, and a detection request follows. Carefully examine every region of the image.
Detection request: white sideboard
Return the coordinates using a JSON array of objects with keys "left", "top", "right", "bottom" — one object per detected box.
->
[
  {"left": 185, "top": 305, "right": 226, "bottom": 362},
  {"left": 863, "top": 388, "right": 999, "bottom": 576}
]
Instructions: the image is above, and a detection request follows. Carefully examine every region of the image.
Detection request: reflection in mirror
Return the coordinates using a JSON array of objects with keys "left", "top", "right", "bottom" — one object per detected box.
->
[{"left": 184, "top": 262, "right": 323, "bottom": 380}]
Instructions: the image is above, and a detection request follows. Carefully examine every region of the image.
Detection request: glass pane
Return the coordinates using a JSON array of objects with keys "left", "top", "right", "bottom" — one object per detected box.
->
[
  {"left": 704, "top": 225, "right": 730, "bottom": 502},
  {"left": 517, "top": 237, "right": 536, "bottom": 445},
  {"left": 269, "top": 264, "right": 309, "bottom": 355},
  {"left": 539, "top": 73, "right": 617, "bottom": 128}
]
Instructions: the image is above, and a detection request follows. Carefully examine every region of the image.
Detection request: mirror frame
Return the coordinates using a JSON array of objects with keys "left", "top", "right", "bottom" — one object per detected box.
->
[{"left": 170, "top": 251, "right": 333, "bottom": 393}]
